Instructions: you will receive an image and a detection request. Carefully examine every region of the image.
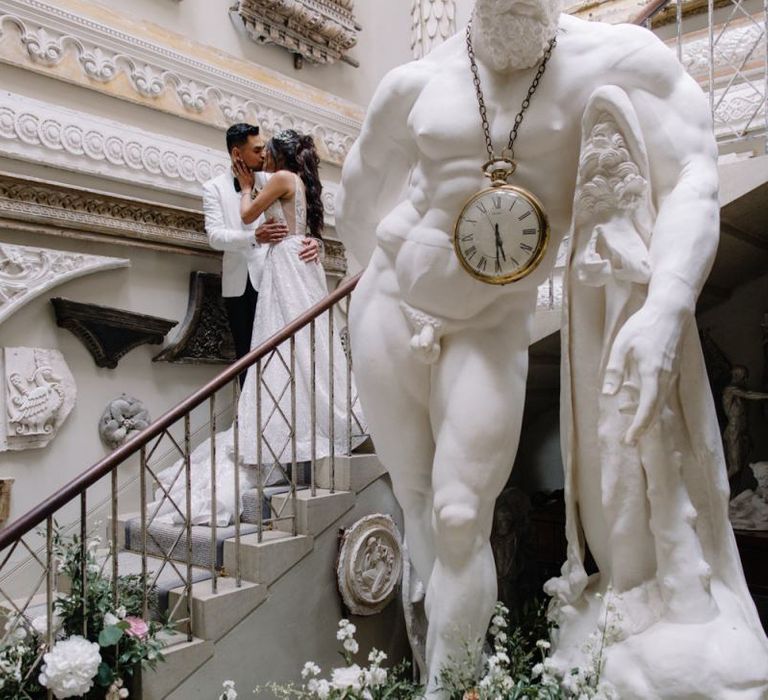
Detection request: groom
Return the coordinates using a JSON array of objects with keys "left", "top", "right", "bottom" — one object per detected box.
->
[{"left": 203, "top": 123, "right": 320, "bottom": 366}]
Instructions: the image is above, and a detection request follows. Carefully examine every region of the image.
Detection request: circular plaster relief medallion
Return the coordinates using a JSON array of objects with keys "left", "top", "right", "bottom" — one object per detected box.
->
[
  {"left": 337, "top": 513, "right": 403, "bottom": 616},
  {"left": 99, "top": 394, "right": 151, "bottom": 449}
]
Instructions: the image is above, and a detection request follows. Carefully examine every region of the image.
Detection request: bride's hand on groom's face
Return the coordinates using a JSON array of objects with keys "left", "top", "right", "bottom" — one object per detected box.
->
[{"left": 299, "top": 237, "right": 320, "bottom": 263}]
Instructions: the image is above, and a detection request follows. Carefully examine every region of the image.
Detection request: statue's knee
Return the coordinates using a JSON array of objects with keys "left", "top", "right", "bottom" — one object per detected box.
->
[{"left": 434, "top": 502, "right": 480, "bottom": 551}]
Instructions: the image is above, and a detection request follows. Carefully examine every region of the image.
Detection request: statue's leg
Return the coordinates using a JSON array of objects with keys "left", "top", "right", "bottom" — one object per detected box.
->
[
  {"left": 349, "top": 253, "right": 436, "bottom": 587},
  {"left": 423, "top": 316, "right": 528, "bottom": 697}
]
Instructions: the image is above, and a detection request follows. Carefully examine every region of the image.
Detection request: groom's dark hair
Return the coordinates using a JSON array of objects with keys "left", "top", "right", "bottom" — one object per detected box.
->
[{"left": 226, "top": 123, "right": 260, "bottom": 153}]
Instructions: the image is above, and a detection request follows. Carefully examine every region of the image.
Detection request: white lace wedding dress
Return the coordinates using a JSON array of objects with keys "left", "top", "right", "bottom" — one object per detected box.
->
[{"left": 147, "top": 174, "right": 365, "bottom": 527}]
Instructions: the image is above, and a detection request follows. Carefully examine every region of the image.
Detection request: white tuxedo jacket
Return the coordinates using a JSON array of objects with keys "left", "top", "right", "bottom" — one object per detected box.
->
[{"left": 202, "top": 171, "right": 268, "bottom": 297}]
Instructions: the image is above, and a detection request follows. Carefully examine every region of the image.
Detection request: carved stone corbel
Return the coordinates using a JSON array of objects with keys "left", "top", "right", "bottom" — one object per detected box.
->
[
  {"left": 51, "top": 298, "right": 177, "bottom": 369},
  {"left": 153, "top": 271, "right": 235, "bottom": 364}
]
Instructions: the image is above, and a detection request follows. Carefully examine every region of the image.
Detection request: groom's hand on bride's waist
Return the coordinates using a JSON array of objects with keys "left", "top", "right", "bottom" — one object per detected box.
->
[
  {"left": 255, "top": 220, "right": 289, "bottom": 244},
  {"left": 298, "top": 237, "right": 321, "bottom": 263}
]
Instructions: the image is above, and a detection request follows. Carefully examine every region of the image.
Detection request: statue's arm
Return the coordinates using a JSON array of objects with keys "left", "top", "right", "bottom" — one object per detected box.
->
[
  {"left": 603, "top": 30, "right": 719, "bottom": 444},
  {"left": 335, "top": 65, "right": 424, "bottom": 268},
  {"left": 733, "top": 388, "right": 768, "bottom": 401}
]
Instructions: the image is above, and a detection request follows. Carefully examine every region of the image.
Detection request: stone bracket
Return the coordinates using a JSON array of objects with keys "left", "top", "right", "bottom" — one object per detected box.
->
[{"left": 51, "top": 297, "right": 177, "bottom": 369}]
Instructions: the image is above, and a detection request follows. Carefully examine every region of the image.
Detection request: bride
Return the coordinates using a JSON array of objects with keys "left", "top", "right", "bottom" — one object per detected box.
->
[{"left": 148, "top": 130, "right": 365, "bottom": 526}]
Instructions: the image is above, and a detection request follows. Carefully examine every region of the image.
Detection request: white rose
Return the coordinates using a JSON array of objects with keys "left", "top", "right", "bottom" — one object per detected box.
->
[
  {"left": 103, "top": 612, "right": 119, "bottom": 628},
  {"left": 38, "top": 635, "right": 101, "bottom": 699},
  {"left": 330, "top": 664, "right": 363, "bottom": 691}
]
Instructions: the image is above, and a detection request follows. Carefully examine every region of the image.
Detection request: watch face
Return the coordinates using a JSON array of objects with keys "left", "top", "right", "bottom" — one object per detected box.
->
[{"left": 454, "top": 185, "right": 549, "bottom": 284}]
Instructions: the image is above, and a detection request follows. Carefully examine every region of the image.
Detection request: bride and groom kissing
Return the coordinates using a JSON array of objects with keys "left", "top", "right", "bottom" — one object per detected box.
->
[{"left": 148, "top": 123, "right": 364, "bottom": 526}]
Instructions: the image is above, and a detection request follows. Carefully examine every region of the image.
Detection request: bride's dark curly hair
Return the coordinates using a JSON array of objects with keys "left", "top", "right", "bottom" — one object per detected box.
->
[{"left": 267, "top": 129, "right": 324, "bottom": 239}]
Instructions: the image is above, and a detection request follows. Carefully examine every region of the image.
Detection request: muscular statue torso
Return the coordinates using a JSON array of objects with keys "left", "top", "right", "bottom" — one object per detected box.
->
[{"left": 373, "top": 15, "right": 679, "bottom": 322}]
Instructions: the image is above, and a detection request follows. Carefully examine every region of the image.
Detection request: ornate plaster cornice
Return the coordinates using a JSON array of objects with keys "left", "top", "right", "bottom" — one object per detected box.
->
[
  {"left": 0, "top": 91, "right": 227, "bottom": 197},
  {"left": 0, "top": 0, "right": 364, "bottom": 165},
  {"left": 235, "top": 0, "right": 361, "bottom": 66},
  {"left": 0, "top": 172, "right": 209, "bottom": 251}
]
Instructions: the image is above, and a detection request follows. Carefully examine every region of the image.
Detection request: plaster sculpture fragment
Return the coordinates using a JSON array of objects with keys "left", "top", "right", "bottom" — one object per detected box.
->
[
  {"left": 335, "top": 0, "right": 768, "bottom": 695},
  {"left": 544, "top": 85, "right": 768, "bottom": 698},
  {"left": 1, "top": 347, "right": 75, "bottom": 451},
  {"left": 99, "top": 395, "right": 151, "bottom": 449},
  {"left": 0, "top": 478, "right": 12, "bottom": 523},
  {"left": 336, "top": 513, "right": 403, "bottom": 616},
  {"left": 730, "top": 461, "right": 768, "bottom": 530},
  {"left": 0, "top": 241, "right": 128, "bottom": 326},
  {"left": 722, "top": 365, "right": 768, "bottom": 479}
]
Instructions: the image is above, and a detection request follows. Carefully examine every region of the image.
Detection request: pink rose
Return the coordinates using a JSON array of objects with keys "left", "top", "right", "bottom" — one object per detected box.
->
[{"left": 124, "top": 616, "right": 149, "bottom": 640}]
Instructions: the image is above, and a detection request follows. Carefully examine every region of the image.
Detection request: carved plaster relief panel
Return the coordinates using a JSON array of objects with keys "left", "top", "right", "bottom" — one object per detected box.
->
[
  {"left": 0, "top": 0, "right": 363, "bottom": 165},
  {"left": 336, "top": 513, "right": 403, "bottom": 616},
  {"left": 411, "top": 0, "right": 456, "bottom": 59},
  {"left": 235, "top": 0, "right": 361, "bottom": 66},
  {"left": 1, "top": 346, "right": 75, "bottom": 451},
  {"left": 99, "top": 394, "right": 150, "bottom": 449},
  {"left": 0, "top": 240, "right": 129, "bottom": 325}
]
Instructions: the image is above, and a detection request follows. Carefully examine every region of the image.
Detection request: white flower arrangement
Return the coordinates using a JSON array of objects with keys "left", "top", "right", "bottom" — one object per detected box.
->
[{"left": 38, "top": 635, "right": 102, "bottom": 699}]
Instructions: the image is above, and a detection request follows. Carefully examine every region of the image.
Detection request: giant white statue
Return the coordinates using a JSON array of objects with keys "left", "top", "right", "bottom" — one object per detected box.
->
[{"left": 335, "top": 0, "right": 768, "bottom": 696}]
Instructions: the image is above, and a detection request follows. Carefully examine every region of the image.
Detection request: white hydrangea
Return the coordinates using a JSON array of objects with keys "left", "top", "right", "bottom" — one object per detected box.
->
[
  {"left": 330, "top": 664, "right": 363, "bottom": 691},
  {"left": 302, "top": 661, "right": 321, "bottom": 679},
  {"left": 38, "top": 636, "right": 101, "bottom": 699}
]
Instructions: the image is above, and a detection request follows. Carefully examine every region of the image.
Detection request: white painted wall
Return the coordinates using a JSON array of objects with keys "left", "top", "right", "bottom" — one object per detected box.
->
[{"left": 89, "top": 0, "right": 414, "bottom": 107}]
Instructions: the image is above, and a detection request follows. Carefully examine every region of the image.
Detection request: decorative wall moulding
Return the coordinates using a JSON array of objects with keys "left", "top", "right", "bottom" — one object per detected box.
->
[
  {"left": 0, "top": 90, "right": 228, "bottom": 197},
  {"left": 99, "top": 394, "right": 151, "bottom": 449},
  {"left": 410, "top": 0, "right": 456, "bottom": 59},
  {"left": 0, "top": 240, "right": 129, "bottom": 326},
  {"left": 51, "top": 297, "right": 177, "bottom": 369},
  {"left": 153, "top": 271, "right": 235, "bottom": 365},
  {"left": 1, "top": 346, "right": 75, "bottom": 451},
  {"left": 234, "top": 0, "right": 361, "bottom": 68},
  {"left": 336, "top": 513, "right": 403, "bottom": 616},
  {"left": 0, "top": 172, "right": 209, "bottom": 252},
  {"left": 0, "top": 0, "right": 364, "bottom": 166}
]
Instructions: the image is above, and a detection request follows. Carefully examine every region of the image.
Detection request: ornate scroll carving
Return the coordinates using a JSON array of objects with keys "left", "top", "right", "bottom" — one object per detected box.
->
[
  {"left": 0, "top": 0, "right": 363, "bottom": 165},
  {"left": 153, "top": 272, "right": 235, "bottom": 365},
  {"left": 234, "top": 0, "right": 361, "bottom": 66},
  {"left": 336, "top": 513, "right": 402, "bottom": 616},
  {"left": 2, "top": 346, "right": 75, "bottom": 451},
  {"left": 410, "top": 0, "right": 456, "bottom": 59},
  {"left": 0, "top": 241, "right": 129, "bottom": 326},
  {"left": 50, "top": 298, "right": 177, "bottom": 369},
  {"left": 99, "top": 394, "right": 151, "bottom": 449}
]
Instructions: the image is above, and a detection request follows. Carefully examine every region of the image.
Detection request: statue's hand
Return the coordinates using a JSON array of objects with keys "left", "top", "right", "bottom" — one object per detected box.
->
[
  {"left": 409, "top": 324, "right": 440, "bottom": 364},
  {"left": 602, "top": 301, "right": 690, "bottom": 446}
]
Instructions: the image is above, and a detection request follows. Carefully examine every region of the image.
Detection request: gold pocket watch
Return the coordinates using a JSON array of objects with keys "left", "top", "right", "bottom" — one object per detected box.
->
[
  {"left": 455, "top": 18, "right": 556, "bottom": 285},
  {"left": 454, "top": 160, "right": 549, "bottom": 285}
]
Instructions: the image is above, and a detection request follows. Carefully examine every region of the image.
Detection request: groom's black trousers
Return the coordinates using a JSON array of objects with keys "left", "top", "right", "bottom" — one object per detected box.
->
[{"left": 223, "top": 277, "right": 258, "bottom": 387}]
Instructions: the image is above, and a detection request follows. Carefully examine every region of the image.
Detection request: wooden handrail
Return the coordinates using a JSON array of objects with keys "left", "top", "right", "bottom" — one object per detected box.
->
[
  {"left": 0, "top": 272, "right": 362, "bottom": 550},
  {"left": 631, "top": 0, "right": 673, "bottom": 26}
]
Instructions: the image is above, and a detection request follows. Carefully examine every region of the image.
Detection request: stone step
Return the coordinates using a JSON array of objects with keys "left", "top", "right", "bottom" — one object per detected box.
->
[
  {"left": 315, "top": 453, "right": 387, "bottom": 493},
  {"left": 223, "top": 530, "right": 313, "bottom": 585},
  {"left": 167, "top": 577, "right": 267, "bottom": 642},
  {"left": 142, "top": 630, "right": 214, "bottom": 700},
  {"left": 271, "top": 488, "right": 355, "bottom": 536},
  {"left": 240, "top": 483, "right": 309, "bottom": 524},
  {"left": 121, "top": 516, "right": 260, "bottom": 569}
]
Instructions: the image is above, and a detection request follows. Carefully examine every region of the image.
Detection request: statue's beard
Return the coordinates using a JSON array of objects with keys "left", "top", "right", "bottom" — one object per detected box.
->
[{"left": 473, "top": 3, "right": 559, "bottom": 71}]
